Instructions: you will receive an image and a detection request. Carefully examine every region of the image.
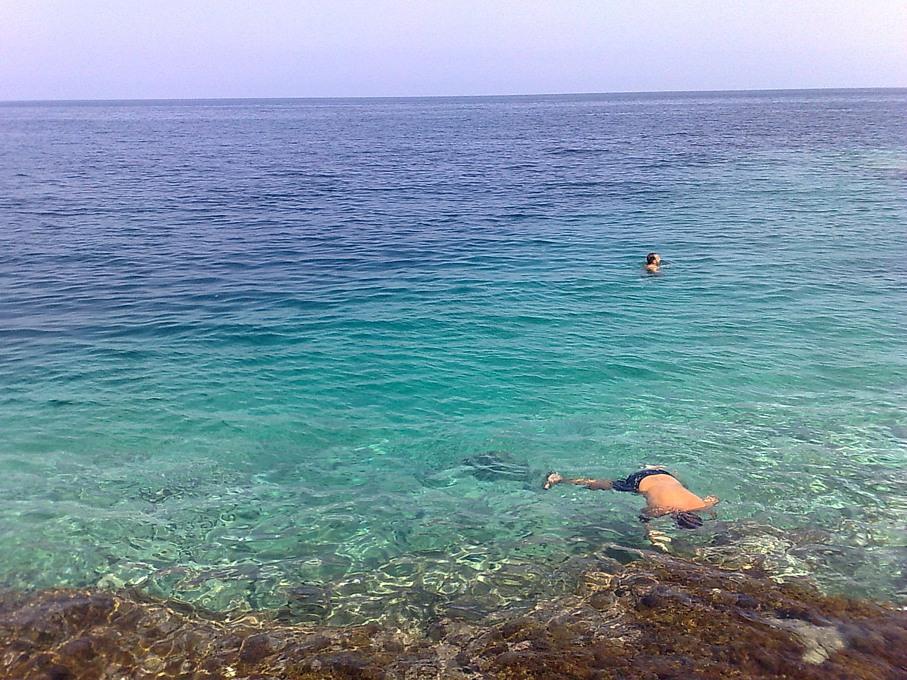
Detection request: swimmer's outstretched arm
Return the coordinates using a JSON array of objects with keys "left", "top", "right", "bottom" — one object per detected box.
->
[{"left": 543, "top": 472, "right": 613, "bottom": 491}]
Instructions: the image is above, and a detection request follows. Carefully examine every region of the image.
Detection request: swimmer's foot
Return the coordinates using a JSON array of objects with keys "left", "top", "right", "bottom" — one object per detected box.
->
[
  {"left": 646, "top": 527, "right": 673, "bottom": 553},
  {"left": 543, "top": 471, "right": 563, "bottom": 490}
]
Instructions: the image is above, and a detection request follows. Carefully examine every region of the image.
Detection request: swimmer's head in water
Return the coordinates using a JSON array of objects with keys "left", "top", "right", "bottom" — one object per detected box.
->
[
  {"left": 646, "top": 252, "right": 661, "bottom": 266},
  {"left": 672, "top": 511, "right": 703, "bottom": 530}
]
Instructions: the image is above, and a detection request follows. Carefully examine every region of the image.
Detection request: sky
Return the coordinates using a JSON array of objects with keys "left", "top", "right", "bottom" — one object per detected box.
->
[{"left": 1, "top": 0, "right": 906, "bottom": 100}]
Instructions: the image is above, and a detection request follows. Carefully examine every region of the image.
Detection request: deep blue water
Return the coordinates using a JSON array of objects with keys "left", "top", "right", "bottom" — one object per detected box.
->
[{"left": 1, "top": 90, "right": 906, "bottom": 626}]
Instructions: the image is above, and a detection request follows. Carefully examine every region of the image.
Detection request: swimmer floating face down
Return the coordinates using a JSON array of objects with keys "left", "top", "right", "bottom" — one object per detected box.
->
[{"left": 543, "top": 468, "right": 719, "bottom": 545}]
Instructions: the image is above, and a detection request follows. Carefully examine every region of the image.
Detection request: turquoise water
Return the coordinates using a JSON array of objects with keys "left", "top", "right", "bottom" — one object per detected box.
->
[{"left": 1, "top": 91, "right": 906, "bottom": 626}]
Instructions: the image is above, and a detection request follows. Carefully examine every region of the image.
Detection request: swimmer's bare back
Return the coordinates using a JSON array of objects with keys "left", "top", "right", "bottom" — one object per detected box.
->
[{"left": 637, "top": 474, "right": 719, "bottom": 518}]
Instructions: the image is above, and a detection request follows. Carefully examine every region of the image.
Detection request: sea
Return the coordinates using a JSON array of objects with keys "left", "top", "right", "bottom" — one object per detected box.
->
[{"left": 1, "top": 89, "right": 905, "bottom": 628}]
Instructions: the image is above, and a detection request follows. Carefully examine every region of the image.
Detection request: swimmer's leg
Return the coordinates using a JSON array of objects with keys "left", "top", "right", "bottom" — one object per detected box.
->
[{"left": 644, "top": 524, "right": 673, "bottom": 553}]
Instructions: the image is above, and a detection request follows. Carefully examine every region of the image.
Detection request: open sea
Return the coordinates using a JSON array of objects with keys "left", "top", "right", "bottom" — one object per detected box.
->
[{"left": 1, "top": 90, "right": 906, "bottom": 629}]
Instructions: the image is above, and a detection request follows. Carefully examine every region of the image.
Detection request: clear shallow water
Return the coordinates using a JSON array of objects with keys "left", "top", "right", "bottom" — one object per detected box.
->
[{"left": 1, "top": 90, "right": 906, "bottom": 626}]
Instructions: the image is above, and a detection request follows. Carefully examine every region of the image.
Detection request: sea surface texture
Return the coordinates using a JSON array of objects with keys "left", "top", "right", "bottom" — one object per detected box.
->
[{"left": 1, "top": 90, "right": 905, "bottom": 627}]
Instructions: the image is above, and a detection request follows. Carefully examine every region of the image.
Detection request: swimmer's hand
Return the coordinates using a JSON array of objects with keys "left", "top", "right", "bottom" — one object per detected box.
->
[
  {"left": 702, "top": 495, "right": 720, "bottom": 508},
  {"left": 543, "top": 472, "right": 563, "bottom": 490}
]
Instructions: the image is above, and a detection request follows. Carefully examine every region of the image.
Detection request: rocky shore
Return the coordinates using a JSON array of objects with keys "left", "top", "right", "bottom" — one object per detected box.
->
[{"left": 2, "top": 547, "right": 905, "bottom": 679}]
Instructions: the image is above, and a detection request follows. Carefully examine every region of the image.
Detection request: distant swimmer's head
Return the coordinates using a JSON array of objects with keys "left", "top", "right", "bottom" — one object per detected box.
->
[
  {"left": 672, "top": 511, "right": 703, "bottom": 530},
  {"left": 644, "top": 252, "right": 662, "bottom": 272}
]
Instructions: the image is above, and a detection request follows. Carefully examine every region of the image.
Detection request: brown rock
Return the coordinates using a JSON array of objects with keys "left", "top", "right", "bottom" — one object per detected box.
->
[{"left": 239, "top": 633, "right": 274, "bottom": 664}]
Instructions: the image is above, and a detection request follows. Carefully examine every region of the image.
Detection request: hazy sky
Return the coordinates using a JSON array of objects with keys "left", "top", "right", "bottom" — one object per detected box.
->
[{"left": 2, "top": 0, "right": 905, "bottom": 100}]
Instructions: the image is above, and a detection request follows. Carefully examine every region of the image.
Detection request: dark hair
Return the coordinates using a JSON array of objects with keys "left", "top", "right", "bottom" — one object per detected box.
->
[
  {"left": 646, "top": 252, "right": 659, "bottom": 265},
  {"left": 672, "top": 511, "right": 703, "bottom": 530}
]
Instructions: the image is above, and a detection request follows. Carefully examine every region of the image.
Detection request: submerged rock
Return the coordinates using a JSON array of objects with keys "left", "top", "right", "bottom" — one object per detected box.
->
[
  {"left": 765, "top": 616, "right": 845, "bottom": 665},
  {"left": 2, "top": 549, "right": 906, "bottom": 679},
  {"left": 279, "top": 584, "right": 333, "bottom": 623}
]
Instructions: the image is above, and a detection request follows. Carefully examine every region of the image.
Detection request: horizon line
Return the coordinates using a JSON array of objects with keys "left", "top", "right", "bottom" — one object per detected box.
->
[{"left": 2, "top": 85, "right": 906, "bottom": 105}]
